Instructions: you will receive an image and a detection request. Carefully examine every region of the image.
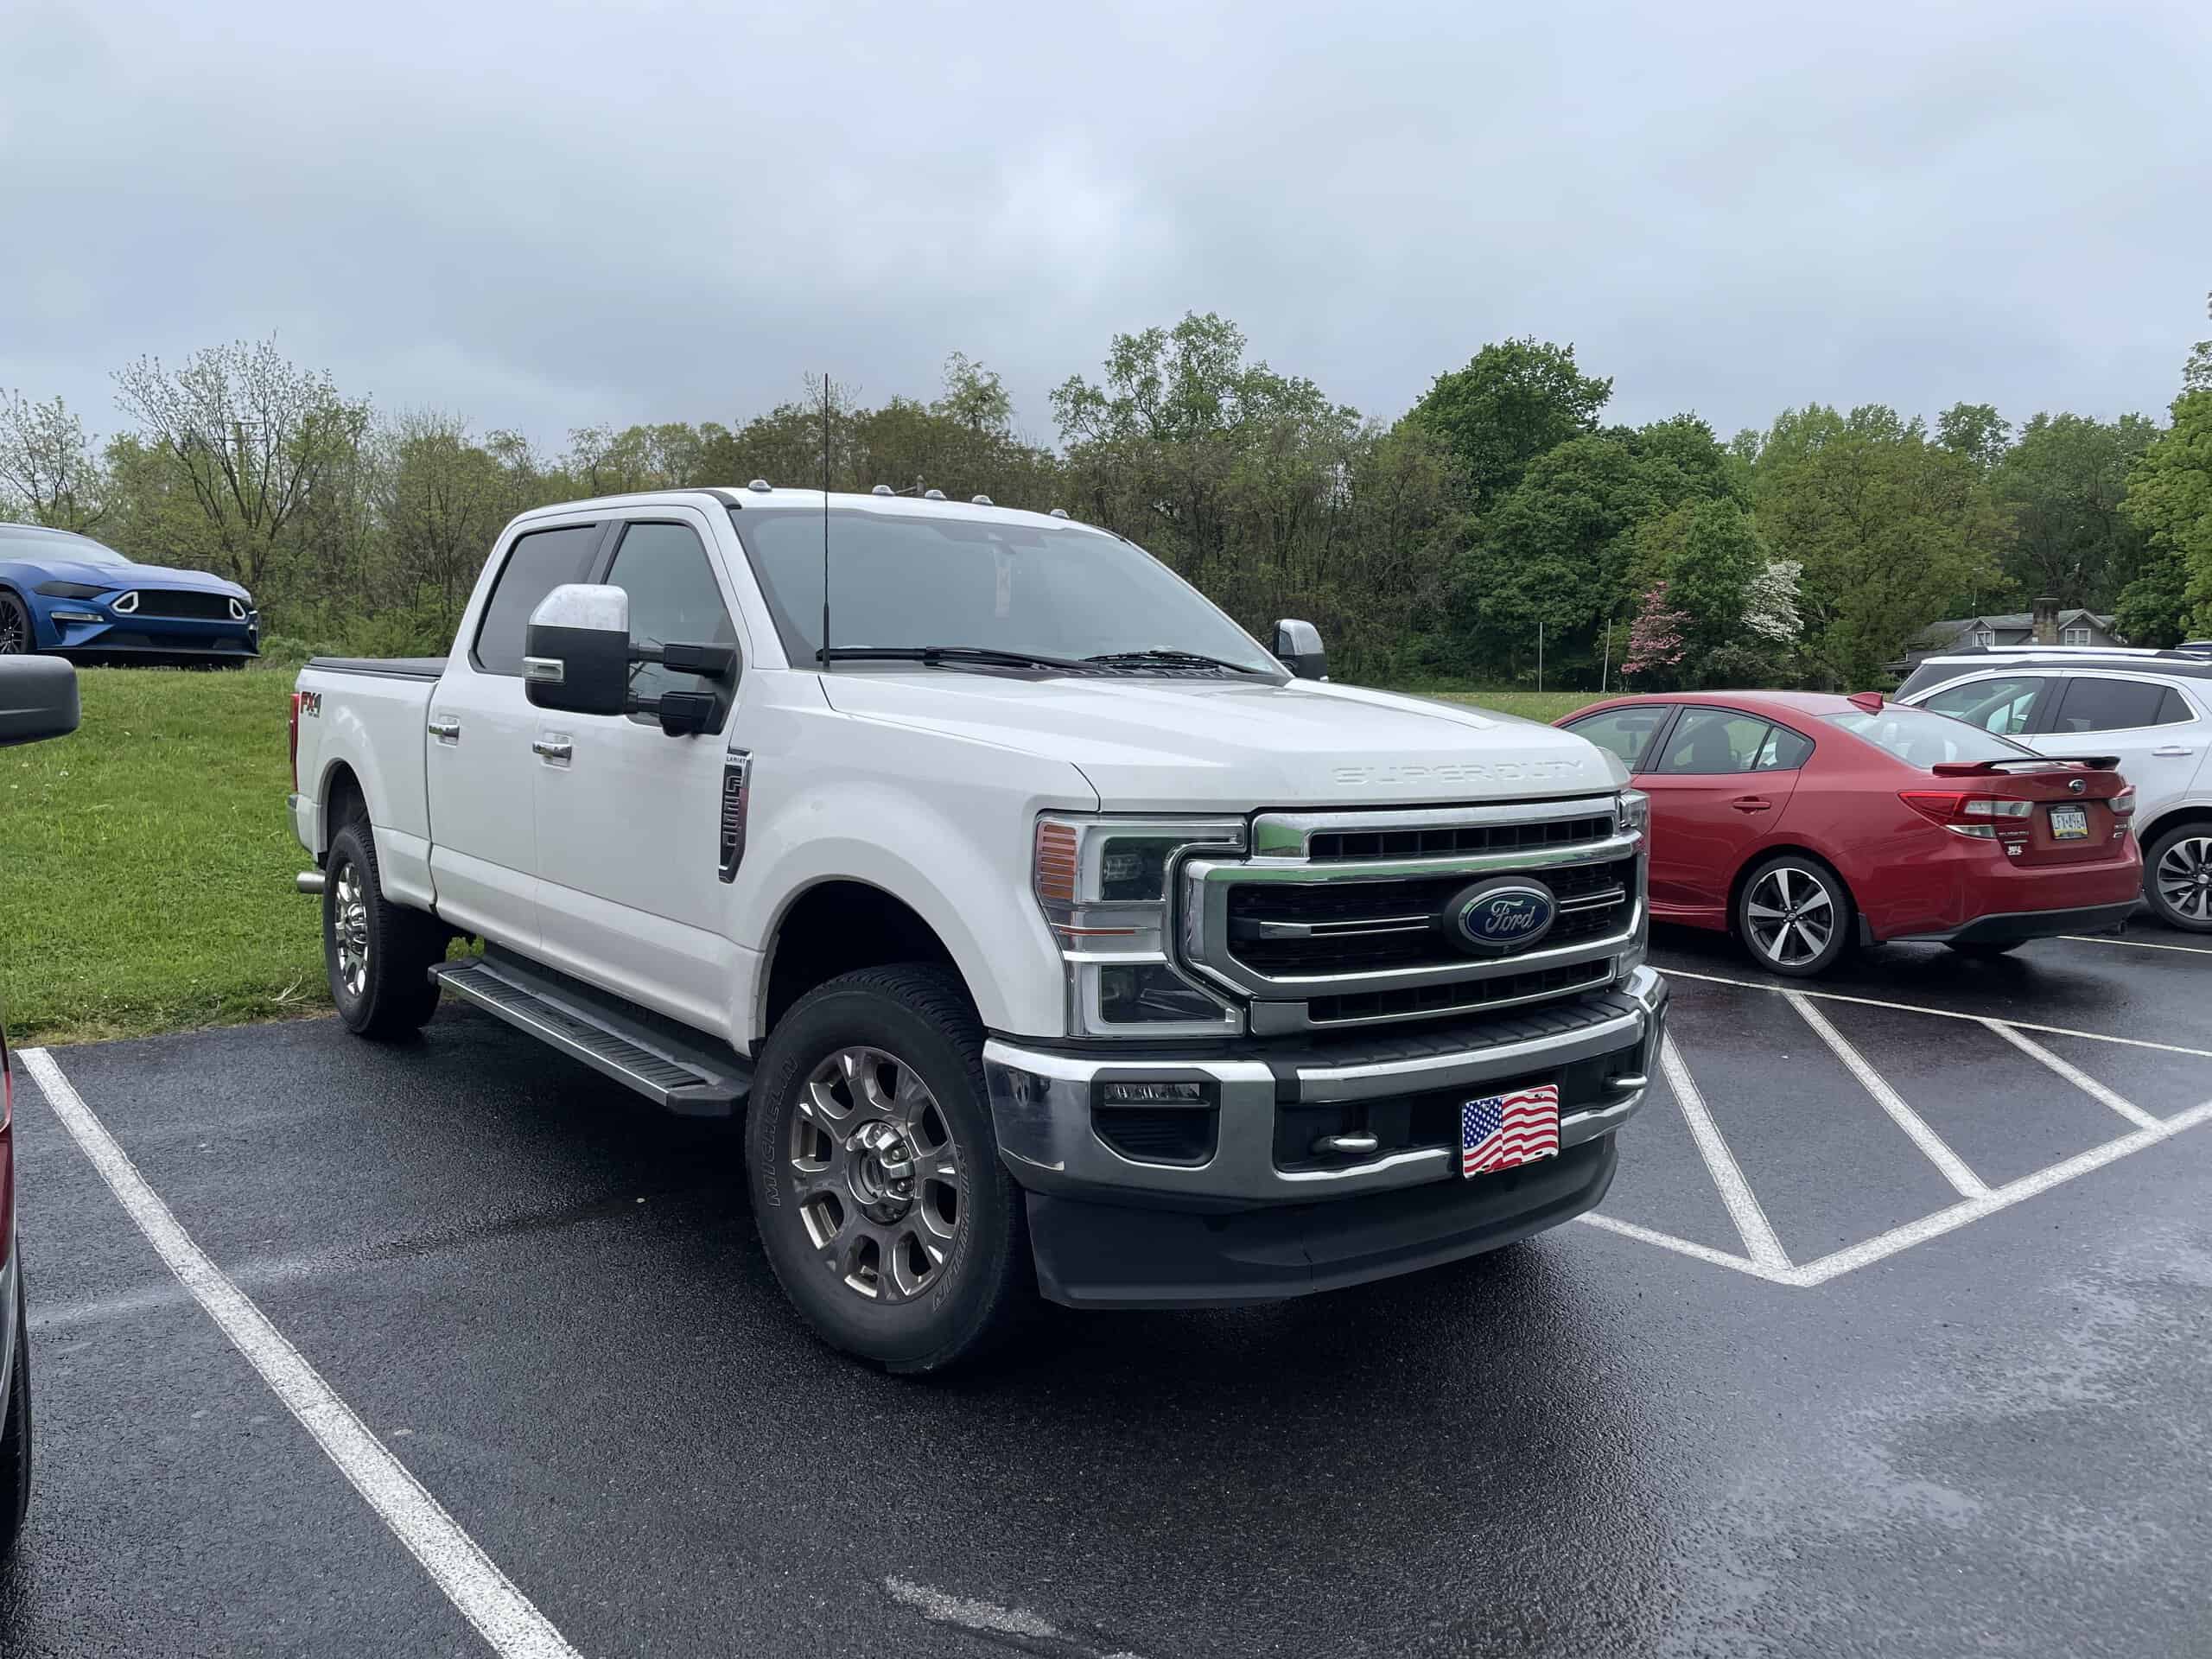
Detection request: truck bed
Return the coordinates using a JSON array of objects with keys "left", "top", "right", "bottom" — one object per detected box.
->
[{"left": 304, "top": 656, "right": 449, "bottom": 680}]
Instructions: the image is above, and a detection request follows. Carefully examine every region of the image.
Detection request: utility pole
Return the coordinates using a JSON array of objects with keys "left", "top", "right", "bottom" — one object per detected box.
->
[
  {"left": 1536, "top": 619, "right": 1544, "bottom": 695},
  {"left": 1600, "top": 618, "right": 1612, "bottom": 696}
]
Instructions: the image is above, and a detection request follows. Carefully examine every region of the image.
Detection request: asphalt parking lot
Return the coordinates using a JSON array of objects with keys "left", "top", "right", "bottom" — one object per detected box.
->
[{"left": 3, "top": 923, "right": 2209, "bottom": 1658}]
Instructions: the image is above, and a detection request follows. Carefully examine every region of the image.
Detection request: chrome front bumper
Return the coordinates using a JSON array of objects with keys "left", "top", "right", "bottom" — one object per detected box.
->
[{"left": 984, "top": 966, "right": 1668, "bottom": 1206}]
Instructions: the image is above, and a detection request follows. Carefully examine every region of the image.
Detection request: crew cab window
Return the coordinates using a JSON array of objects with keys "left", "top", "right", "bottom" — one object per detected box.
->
[
  {"left": 474, "top": 524, "right": 602, "bottom": 676},
  {"left": 1564, "top": 706, "right": 1673, "bottom": 772},
  {"left": 1650, "top": 709, "right": 1789, "bottom": 775},
  {"left": 1918, "top": 675, "right": 2050, "bottom": 736},
  {"left": 605, "top": 520, "right": 739, "bottom": 727},
  {"left": 2049, "top": 677, "right": 2190, "bottom": 734}
]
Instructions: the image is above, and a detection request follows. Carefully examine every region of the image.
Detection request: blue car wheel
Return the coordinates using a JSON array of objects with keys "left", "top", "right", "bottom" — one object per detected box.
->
[{"left": 0, "top": 592, "right": 29, "bottom": 655}]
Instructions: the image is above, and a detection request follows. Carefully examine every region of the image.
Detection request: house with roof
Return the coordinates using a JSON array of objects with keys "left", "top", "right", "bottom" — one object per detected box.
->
[{"left": 1895, "top": 600, "right": 2125, "bottom": 672}]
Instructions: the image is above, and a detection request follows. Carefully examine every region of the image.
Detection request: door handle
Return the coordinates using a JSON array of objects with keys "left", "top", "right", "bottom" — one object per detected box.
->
[
  {"left": 531, "top": 737, "right": 573, "bottom": 763},
  {"left": 427, "top": 715, "right": 461, "bottom": 741},
  {"left": 2152, "top": 746, "right": 2194, "bottom": 758},
  {"left": 1731, "top": 796, "right": 1773, "bottom": 813}
]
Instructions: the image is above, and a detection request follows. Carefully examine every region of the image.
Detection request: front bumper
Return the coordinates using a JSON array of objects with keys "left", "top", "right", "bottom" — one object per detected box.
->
[{"left": 984, "top": 965, "right": 1666, "bottom": 1305}]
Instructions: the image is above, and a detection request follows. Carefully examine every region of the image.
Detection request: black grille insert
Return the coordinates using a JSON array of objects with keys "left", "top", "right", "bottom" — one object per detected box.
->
[
  {"left": 1304, "top": 960, "right": 1616, "bottom": 1027},
  {"left": 129, "top": 589, "right": 236, "bottom": 620},
  {"left": 1306, "top": 813, "right": 1616, "bottom": 862}
]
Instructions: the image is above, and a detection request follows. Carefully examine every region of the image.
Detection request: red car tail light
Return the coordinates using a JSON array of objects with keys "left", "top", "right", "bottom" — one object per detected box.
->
[
  {"left": 1897, "top": 791, "right": 2034, "bottom": 842},
  {"left": 2113, "top": 785, "right": 2137, "bottom": 819},
  {"left": 289, "top": 691, "right": 302, "bottom": 792}
]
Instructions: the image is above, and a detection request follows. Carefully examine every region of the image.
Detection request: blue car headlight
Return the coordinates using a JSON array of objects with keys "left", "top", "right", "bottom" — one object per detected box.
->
[{"left": 35, "top": 581, "right": 108, "bottom": 600}]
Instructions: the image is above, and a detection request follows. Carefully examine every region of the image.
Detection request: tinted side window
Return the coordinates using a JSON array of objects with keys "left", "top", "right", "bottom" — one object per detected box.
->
[
  {"left": 2050, "top": 677, "right": 2176, "bottom": 734},
  {"left": 1565, "top": 707, "right": 1673, "bottom": 772},
  {"left": 2159, "top": 687, "right": 2196, "bottom": 725},
  {"left": 606, "top": 521, "right": 738, "bottom": 726},
  {"left": 1652, "top": 709, "right": 1773, "bottom": 775},
  {"left": 474, "top": 524, "right": 602, "bottom": 676},
  {"left": 1918, "top": 676, "right": 2050, "bottom": 736},
  {"left": 1757, "top": 726, "right": 1815, "bottom": 771}
]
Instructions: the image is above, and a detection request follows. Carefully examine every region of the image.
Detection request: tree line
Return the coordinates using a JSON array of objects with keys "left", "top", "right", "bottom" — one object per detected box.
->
[{"left": 3, "top": 302, "right": 2207, "bottom": 686}]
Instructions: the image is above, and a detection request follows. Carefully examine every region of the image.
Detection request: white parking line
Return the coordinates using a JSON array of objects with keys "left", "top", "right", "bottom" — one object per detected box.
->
[
  {"left": 17, "top": 1048, "right": 581, "bottom": 1659},
  {"left": 2060, "top": 933, "right": 2212, "bottom": 956},
  {"left": 1663, "top": 967, "right": 2212, "bottom": 1059},
  {"left": 1981, "top": 1020, "right": 2164, "bottom": 1130},
  {"left": 1784, "top": 993, "right": 1989, "bottom": 1198},
  {"left": 1658, "top": 1037, "right": 1790, "bottom": 1271},
  {"left": 1576, "top": 1214, "right": 1789, "bottom": 1281}
]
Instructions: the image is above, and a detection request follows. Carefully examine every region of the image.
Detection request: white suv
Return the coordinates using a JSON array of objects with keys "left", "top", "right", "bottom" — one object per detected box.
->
[{"left": 1896, "top": 647, "right": 2212, "bottom": 931}]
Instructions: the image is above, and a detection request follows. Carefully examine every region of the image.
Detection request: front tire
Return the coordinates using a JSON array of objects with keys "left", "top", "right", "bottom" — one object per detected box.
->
[
  {"left": 747, "top": 965, "right": 1029, "bottom": 1375},
  {"left": 1736, "top": 853, "right": 1854, "bottom": 976},
  {"left": 0, "top": 1274, "right": 31, "bottom": 1564},
  {"left": 0, "top": 591, "right": 33, "bottom": 657},
  {"left": 323, "top": 819, "right": 445, "bottom": 1037},
  {"left": 2144, "top": 823, "right": 2212, "bottom": 933}
]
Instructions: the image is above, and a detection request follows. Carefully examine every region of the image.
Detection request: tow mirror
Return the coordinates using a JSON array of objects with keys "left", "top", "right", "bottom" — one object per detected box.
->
[
  {"left": 0, "top": 656, "right": 80, "bottom": 747},
  {"left": 525, "top": 584, "right": 735, "bottom": 734},
  {"left": 1274, "top": 618, "right": 1327, "bottom": 680}
]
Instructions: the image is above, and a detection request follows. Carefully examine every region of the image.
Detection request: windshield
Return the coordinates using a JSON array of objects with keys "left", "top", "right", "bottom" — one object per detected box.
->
[
  {"left": 1824, "top": 705, "right": 2044, "bottom": 768},
  {"left": 0, "top": 524, "right": 132, "bottom": 567},
  {"left": 729, "top": 505, "right": 1281, "bottom": 675}
]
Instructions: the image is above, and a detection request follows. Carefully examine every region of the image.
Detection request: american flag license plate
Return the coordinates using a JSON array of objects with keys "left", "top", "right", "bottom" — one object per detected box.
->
[{"left": 1462, "top": 1084, "right": 1561, "bottom": 1177}]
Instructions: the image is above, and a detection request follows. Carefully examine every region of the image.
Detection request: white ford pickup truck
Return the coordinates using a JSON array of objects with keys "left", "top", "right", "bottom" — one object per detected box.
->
[{"left": 289, "top": 485, "right": 1667, "bottom": 1370}]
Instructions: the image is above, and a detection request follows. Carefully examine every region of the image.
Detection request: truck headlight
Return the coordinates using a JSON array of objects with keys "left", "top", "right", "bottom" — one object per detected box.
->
[{"left": 1033, "top": 814, "right": 1246, "bottom": 1037}]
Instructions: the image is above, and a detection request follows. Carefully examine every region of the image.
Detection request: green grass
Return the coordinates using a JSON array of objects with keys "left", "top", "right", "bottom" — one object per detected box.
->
[
  {"left": 1415, "top": 689, "right": 1598, "bottom": 723},
  {"left": 1, "top": 667, "right": 326, "bottom": 1046}
]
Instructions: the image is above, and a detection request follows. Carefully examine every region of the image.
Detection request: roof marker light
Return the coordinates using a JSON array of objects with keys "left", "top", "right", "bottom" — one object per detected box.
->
[
  {"left": 871, "top": 484, "right": 894, "bottom": 496},
  {"left": 747, "top": 478, "right": 772, "bottom": 493},
  {"left": 924, "top": 488, "right": 947, "bottom": 500},
  {"left": 971, "top": 494, "right": 994, "bottom": 505},
  {"left": 1048, "top": 507, "right": 1071, "bottom": 519}
]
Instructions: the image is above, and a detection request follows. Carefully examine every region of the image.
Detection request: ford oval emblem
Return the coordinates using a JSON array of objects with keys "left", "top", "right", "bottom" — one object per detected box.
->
[{"left": 1450, "top": 879, "right": 1558, "bottom": 953}]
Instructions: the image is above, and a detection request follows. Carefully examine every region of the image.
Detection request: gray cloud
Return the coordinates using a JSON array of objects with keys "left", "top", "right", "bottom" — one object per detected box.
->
[{"left": 3, "top": 0, "right": 2207, "bottom": 453}]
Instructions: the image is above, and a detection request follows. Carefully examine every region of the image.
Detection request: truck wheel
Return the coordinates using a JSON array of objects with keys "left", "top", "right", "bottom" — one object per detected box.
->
[
  {"left": 323, "top": 819, "right": 444, "bottom": 1038},
  {"left": 747, "top": 965, "right": 1029, "bottom": 1375},
  {"left": 0, "top": 1274, "right": 30, "bottom": 1564},
  {"left": 1736, "top": 853, "right": 1854, "bottom": 977},
  {"left": 2145, "top": 823, "right": 2212, "bottom": 933}
]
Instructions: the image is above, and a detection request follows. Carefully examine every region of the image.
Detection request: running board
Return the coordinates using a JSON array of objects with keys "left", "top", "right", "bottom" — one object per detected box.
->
[{"left": 430, "top": 956, "right": 750, "bottom": 1117}]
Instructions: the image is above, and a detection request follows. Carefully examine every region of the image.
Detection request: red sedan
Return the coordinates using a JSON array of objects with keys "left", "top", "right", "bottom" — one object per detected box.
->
[{"left": 1559, "top": 691, "right": 2142, "bottom": 976}]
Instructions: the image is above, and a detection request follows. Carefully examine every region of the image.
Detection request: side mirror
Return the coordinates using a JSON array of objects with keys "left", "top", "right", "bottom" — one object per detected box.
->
[
  {"left": 1274, "top": 619, "right": 1327, "bottom": 681},
  {"left": 0, "top": 656, "right": 80, "bottom": 747},
  {"left": 525, "top": 585, "right": 632, "bottom": 716}
]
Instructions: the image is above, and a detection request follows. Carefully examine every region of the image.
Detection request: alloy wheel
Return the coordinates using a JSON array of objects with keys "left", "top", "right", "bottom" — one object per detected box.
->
[
  {"left": 789, "top": 1046, "right": 963, "bottom": 1305},
  {"left": 0, "top": 598, "right": 26, "bottom": 655},
  {"left": 1746, "top": 865, "right": 1835, "bottom": 968},
  {"left": 331, "top": 857, "right": 371, "bottom": 999},
  {"left": 2156, "top": 835, "right": 2212, "bottom": 925}
]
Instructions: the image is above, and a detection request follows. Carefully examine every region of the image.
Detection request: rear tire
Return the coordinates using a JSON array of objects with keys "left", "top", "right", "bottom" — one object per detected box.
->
[
  {"left": 747, "top": 965, "right": 1029, "bottom": 1375},
  {"left": 323, "top": 819, "right": 445, "bottom": 1038},
  {"left": 2143, "top": 823, "right": 2212, "bottom": 933},
  {"left": 0, "top": 1274, "right": 31, "bottom": 1564},
  {"left": 1735, "top": 853, "right": 1854, "bottom": 977}
]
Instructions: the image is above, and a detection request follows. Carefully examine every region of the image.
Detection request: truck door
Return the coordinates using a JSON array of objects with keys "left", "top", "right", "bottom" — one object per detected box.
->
[
  {"left": 426, "top": 519, "right": 607, "bottom": 950},
  {"left": 531, "top": 512, "right": 745, "bottom": 1031}
]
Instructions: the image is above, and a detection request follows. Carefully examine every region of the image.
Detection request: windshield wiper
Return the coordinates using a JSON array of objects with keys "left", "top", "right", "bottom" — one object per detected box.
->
[
  {"left": 1084, "top": 649, "right": 1275, "bottom": 676},
  {"left": 817, "top": 645, "right": 1103, "bottom": 673}
]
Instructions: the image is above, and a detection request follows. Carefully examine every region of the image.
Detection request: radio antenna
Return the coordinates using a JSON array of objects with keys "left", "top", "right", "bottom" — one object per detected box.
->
[{"left": 819, "top": 372, "right": 832, "bottom": 673}]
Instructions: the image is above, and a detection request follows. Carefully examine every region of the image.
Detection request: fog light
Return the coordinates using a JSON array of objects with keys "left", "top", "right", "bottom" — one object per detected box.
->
[{"left": 1099, "top": 1079, "right": 1213, "bottom": 1107}]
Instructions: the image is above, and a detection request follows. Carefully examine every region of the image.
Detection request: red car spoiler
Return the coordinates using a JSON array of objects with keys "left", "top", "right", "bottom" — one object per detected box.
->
[{"left": 1929, "top": 755, "right": 2120, "bottom": 776}]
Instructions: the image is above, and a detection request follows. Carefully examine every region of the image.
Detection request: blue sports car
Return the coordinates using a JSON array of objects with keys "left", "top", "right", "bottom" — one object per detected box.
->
[{"left": 0, "top": 523, "right": 257, "bottom": 666}]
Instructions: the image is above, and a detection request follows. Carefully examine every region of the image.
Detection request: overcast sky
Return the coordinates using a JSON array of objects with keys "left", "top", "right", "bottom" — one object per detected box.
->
[{"left": 3, "top": 0, "right": 2208, "bottom": 454}]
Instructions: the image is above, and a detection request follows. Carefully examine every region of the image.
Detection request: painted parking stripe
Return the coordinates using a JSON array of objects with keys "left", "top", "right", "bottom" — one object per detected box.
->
[
  {"left": 1980, "top": 1020, "right": 2164, "bottom": 1130},
  {"left": 1783, "top": 993, "right": 1989, "bottom": 1198},
  {"left": 2059, "top": 933, "right": 2212, "bottom": 956},
  {"left": 1664, "top": 967, "right": 2212, "bottom": 1059},
  {"left": 1789, "top": 1097, "right": 2212, "bottom": 1286},
  {"left": 16, "top": 1047, "right": 582, "bottom": 1659},
  {"left": 1657, "top": 1037, "right": 1791, "bottom": 1271}
]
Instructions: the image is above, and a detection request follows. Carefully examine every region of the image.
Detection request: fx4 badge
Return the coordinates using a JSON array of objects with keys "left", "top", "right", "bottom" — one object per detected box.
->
[{"left": 297, "top": 690, "right": 322, "bottom": 718}]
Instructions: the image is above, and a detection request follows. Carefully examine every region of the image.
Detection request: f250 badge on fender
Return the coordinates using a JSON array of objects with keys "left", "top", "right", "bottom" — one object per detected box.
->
[{"left": 1332, "top": 757, "right": 1583, "bottom": 787}]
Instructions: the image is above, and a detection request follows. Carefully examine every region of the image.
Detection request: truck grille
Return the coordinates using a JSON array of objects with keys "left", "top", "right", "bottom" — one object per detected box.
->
[
  {"left": 1226, "top": 857, "right": 1634, "bottom": 976},
  {"left": 1179, "top": 799, "right": 1643, "bottom": 1033}
]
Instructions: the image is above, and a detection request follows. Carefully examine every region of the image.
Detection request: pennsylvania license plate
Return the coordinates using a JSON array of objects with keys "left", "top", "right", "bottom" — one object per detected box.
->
[
  {"left": 1461, "top": 1084, "right": 1560, "bottom": 1177},
  {"left": 2050, "top": 804, "right": 2090, "bottom": 840}
]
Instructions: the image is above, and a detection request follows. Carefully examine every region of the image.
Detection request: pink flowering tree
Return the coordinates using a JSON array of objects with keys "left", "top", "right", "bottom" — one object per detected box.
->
[{"left": 1623, "top": 581, "right": 1691, "bottom": 688}]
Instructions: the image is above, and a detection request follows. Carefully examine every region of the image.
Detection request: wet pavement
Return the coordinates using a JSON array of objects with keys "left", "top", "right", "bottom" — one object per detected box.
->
[{"left": 3, "top": 922, "right": 2209, "bottom": 1657}]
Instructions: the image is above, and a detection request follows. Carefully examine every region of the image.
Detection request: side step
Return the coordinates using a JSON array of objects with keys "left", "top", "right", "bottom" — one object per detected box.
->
[{"left": 430, "top": 954, "right": 751, "bottom": 1117}]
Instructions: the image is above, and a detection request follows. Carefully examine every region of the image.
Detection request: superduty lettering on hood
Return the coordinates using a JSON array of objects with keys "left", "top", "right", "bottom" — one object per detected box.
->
[{"left": 1331, "top": 758, "right": 1586, "bottom": 788}]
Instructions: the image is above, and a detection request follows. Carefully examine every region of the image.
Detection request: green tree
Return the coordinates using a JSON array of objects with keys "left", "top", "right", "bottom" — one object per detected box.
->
[
  {"left": 0, "top": 391, "right": 107, "bottom": 531},
  {"left": 2120, "top": 359, "right": 2212, "bottom": 642},
  {"left": 1936, "top": 402, "right": 2012, "bottom": 474},
  {"left": 1992, "top": 412, "right": 2158, "bottom": 608},
  {"left": 1403, "top": 338, "right": 1611, "bottom": 510}
]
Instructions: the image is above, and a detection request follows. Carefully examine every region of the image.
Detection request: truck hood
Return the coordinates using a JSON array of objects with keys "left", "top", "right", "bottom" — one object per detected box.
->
[{"left": 817, "top": 671, "right": 1622, "bottom": 809}]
